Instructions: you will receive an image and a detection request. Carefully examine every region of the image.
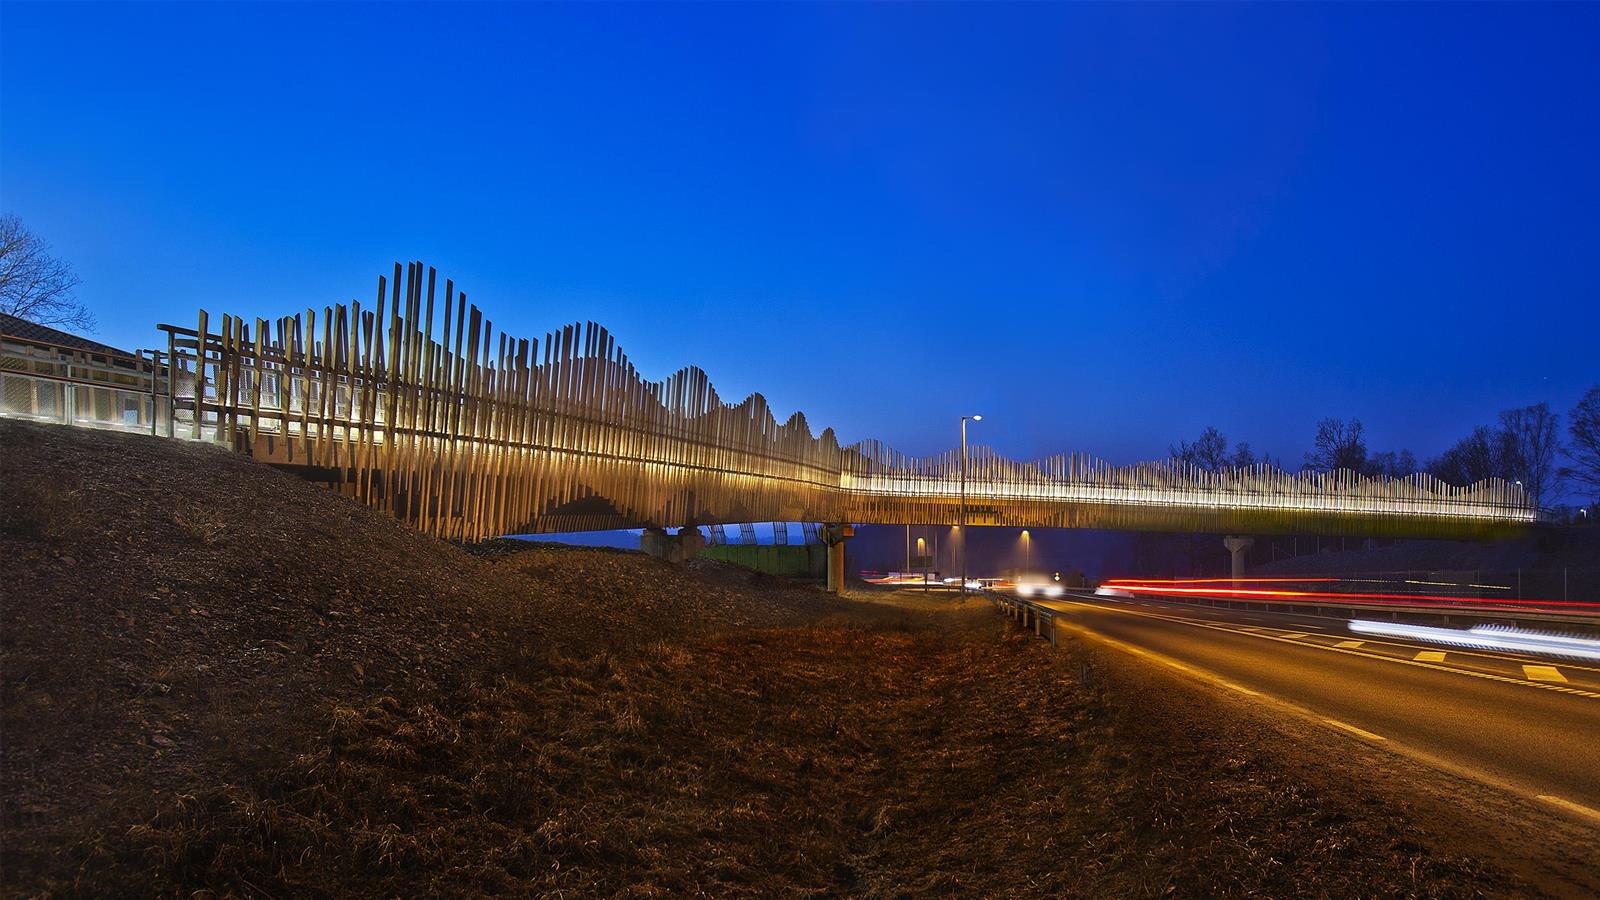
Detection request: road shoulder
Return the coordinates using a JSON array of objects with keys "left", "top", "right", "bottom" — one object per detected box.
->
[{"left": 1056, "top": 618, "right": 1600, "bottom": 897}]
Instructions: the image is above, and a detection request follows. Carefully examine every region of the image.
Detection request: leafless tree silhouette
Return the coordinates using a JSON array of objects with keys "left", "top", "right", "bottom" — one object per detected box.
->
[
  {"left": 1499, "top": 402, "right": 1561, "bottom": 509},
  {"left": 1563, "top": 386, "right": 1600, "bottom": 502},
  {"left": 0, "top": 215, "right": 91, "bottom": 331},
  {"left": 1302, "top": 418, "right": 1368, "bottom": 474}
]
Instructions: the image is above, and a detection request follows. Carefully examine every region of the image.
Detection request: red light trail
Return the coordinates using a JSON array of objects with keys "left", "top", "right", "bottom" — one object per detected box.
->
[{"left": 1097, "top": 580, "right": 1600, "bottom": 612}]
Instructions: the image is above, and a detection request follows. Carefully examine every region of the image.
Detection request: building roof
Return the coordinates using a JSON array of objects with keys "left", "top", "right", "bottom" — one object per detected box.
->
[{"left": 0, "top": 313, "right": 133, "bottom": 358}]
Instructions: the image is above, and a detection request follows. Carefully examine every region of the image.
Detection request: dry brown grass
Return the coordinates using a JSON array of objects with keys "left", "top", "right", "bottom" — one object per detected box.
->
[
  {"left": 38, "top": 601, "right": 1510, "bottom": 898},
  {"left": 1, "top": 420, "right": 1518, "bottom": 897}
]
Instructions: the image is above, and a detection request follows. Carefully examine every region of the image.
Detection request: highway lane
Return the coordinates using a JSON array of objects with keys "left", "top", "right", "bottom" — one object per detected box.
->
[{"left": 1029, "top": 591, "right": 1600, "bottom": 822}]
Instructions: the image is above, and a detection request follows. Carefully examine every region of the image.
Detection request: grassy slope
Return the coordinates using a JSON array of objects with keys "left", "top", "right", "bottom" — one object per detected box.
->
[{"left": 1, "top": 420, "right": 1521, "bottom": 896}]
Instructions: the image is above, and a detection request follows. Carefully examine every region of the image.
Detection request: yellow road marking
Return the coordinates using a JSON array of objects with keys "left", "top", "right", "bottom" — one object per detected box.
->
[
  {"left": 1415, "top": 651, "right": 1446, "bottom": 662},
  {"left": 1536, "top": 794, "right": 1600, "bottom": 823},
  {"left": 1324, "top": 719, "right": 1387, "bottom": 741},
  {"left": 1059, "top": 614, "right": 1600, "bottom": 828},
  {"left": 1280, "top": 632, "right": 1310, "bottom": 639},
  {"left": 1523, "top": 665, "right": 1568, "bottom": 683},
  {"left": 1335, "top": 640, "right": 1365, "bottom": 648},
  {"left": 1059, "top": 619, "right": 1396, "bottom": 748},
  {"left": 1055, "top": 599, "right": 1600, "bottom": 700},
  {"left": 1088, "top": 595, "right": 1600, "bottom": 676}
]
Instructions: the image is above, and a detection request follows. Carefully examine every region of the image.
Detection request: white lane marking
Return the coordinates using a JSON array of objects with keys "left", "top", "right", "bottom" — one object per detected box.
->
[
  {"left": 1325, "top": 719, "right": 1387, "bottom": 741},
  {"left": 1061, "top": 624, "right": 1384, "bottom": 744},
  {"left": 1082, "top": 594, "right": 1600, "bottom": 675},
  {"left": 1536, "top": 794, "right": 1600, "bottom": 823},
  {"left": 1061, "top": 600, "right": 1600, "bottom": 700},
  {"left": 1523, "top": 665, "right": 1568, "bottom": 683},
  {"left": 1059, "top": 617, "right": 1600, "bottom": 827}
]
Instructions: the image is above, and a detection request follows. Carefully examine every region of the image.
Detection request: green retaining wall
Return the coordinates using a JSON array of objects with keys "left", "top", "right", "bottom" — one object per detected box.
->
[{"left": 699, "top": 544, "right": 827, "bottom": 579}]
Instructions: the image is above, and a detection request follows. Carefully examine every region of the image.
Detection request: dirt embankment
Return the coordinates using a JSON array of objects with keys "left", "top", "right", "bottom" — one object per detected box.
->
[{"left": 1, "top": 419, "right": 1526, "bottom": 896}]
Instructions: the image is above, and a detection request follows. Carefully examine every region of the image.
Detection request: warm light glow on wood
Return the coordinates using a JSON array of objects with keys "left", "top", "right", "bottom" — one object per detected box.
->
[{"left": 156, "top": 262, "right": 1536, "bottom": 542}]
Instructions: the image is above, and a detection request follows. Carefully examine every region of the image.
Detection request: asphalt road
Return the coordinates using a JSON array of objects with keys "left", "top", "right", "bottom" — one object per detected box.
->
[{"left": 1029, "top": 591, "right": 1600, "bottom": 824}]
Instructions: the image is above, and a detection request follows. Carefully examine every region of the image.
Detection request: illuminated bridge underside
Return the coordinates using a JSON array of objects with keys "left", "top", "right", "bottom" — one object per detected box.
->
[{"left": 164, "top": 262, "right": 1534, "bottom": 542}]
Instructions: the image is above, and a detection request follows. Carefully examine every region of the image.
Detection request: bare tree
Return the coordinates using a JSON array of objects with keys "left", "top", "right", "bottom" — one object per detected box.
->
[
  {"left": 1368, "top": 448, "right": 1418, "bottom": 479},
  {"left": 1563, "top": 385, "right": 1600, "bottom": 502},
  {"left": 0, "top": 215, "right": 91, "bottom": 330},
  {"left": 1499, "top": 402, "right": 1561, "bottom": 509},
  {"left": 1425, "top": 402, "right": 1562, "bottom": 506},
  {"left": 1429, "top": 425, "right": 1512, "bottom": 486},
  {"left": 1169, "top": 425, "right": 1231, "bottom": 473},
  {"left": 1302, "top": 418, "right": 1368, "bottom": 474},
  {"left": 1230, "top": 441, "right": 1256, "bottom": 469}
]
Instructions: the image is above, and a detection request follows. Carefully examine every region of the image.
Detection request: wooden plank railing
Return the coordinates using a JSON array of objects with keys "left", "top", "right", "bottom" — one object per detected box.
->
[{"left": 129, "top": 261, "right": 1534, "bottom": 541}]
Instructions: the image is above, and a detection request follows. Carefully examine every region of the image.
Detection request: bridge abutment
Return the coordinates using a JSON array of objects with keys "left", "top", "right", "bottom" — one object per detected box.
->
[
  {"left": 1224, "top": 535, "right": 1255, "bottom": 584},
  {"left": 819, "top": 524, "right": 854, "bottom": 593},
  {"left": 640, "top": 526, "right": 706, "bottom": 564}
]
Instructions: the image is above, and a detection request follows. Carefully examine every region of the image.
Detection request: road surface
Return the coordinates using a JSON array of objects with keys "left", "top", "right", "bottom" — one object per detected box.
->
[{"left": 1028, "top": 590, "right": 1600, "bottom": 825}]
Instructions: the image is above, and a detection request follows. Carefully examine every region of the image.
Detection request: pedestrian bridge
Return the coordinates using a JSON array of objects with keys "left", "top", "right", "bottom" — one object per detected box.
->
[{"left": 2, "top": 263, "right": 1534, "bottom": 542}]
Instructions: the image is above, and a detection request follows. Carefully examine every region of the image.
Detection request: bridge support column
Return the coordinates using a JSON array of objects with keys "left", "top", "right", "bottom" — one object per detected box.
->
[
  {"left": 1224, "top": 535, "right": 1254, "bottom": 584},
  {"left": 640, "top": 526, "right": 706, "bottom": 564},
  {"left": 820, "top": 524, "right": 854, "bottom": 594},
  {"left": 678, "top": 525, "right": 705, "bottom": 561},
  {"left": 640, "top": 527, "right": 678, "bottom": 562}
]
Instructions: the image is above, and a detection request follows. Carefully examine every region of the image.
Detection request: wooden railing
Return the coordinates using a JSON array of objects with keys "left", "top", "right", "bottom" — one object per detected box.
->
[{"left": 133, "top": 261, "right": 1534, "bottom": 541}]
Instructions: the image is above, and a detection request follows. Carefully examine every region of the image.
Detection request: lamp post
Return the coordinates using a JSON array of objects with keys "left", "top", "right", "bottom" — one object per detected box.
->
[
  {"left": 960, "top": 414, "right": 981, "bottom": 594},
  {"left": 1022, "top": 528, "right": 1031, "bottom": 576},
  {"left": 916, "top": 536, "right": 928, "bottom": 592}
]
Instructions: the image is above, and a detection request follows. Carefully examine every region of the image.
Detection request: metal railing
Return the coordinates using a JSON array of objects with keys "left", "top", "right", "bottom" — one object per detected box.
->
[{"left": 0, "top": 335, "right": 173, "bottom": 436}]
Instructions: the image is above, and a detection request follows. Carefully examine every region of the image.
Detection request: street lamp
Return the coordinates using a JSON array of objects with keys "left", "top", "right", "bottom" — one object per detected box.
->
[
  {"left": 960, "top": 414, "right": 981, "bottom": 594},
  {"left": 1022, "top": 528, "right": 1031, "bottom": 575}
]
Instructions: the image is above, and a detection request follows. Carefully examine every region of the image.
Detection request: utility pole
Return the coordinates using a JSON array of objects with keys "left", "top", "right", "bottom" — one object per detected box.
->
[{"left": 960, "top": 414, "right": 981, "bottom": 595}]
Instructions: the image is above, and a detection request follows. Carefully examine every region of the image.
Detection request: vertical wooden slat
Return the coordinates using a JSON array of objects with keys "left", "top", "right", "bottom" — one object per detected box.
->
[{"left": 157, "top": 261, "right": 1533, "bottom": 544}]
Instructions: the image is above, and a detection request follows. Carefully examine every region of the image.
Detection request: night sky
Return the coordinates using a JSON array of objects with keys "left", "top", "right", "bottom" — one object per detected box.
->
[{"left": 5, "top": 2, "right": 1596, "bottom": 470}]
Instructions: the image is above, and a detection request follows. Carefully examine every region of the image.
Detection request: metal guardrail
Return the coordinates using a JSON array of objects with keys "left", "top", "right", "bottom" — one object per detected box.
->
[{"left": 984, "top": 589, "right": 1064, "bottom": 646}]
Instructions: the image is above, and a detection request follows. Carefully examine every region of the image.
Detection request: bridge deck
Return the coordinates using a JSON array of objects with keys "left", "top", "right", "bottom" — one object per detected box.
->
[{"left": 1, "top": 262, "right": 1535, "bottom": 541}]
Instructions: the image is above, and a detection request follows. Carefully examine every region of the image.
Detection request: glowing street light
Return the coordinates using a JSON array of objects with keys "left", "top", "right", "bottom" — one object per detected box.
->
[
  {"left": 960, "top": 414, "right": 981, "bottom": 594},
  {"left": 1022, "top": 528, "right": 1031, "bottom": 574}
]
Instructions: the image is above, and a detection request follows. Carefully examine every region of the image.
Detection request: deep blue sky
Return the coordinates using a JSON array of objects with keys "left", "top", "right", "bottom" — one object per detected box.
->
[{"left": 4, "top": 2, "right": 1596, "bottom": 468}]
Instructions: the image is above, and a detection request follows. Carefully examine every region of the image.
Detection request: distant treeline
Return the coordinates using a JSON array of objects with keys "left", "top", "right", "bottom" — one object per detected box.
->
[{"left": 1169, "top": 384, "right": 1600, "bottom": 514}]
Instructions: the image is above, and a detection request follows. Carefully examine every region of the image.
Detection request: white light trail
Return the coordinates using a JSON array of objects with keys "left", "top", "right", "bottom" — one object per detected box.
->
[{"left": 1349, "top": 620, "right": 1600, "bottom": 662}]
